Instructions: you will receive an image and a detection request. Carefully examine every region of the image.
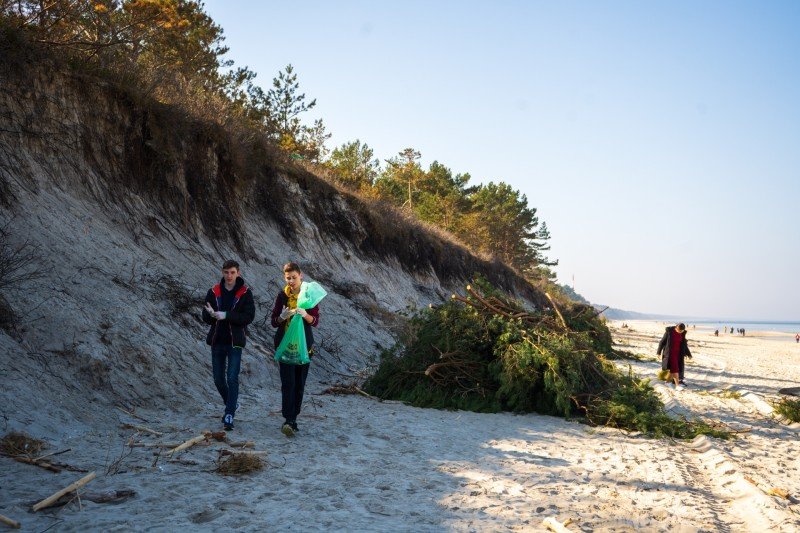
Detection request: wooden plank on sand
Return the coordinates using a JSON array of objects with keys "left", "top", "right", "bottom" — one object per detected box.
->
[
  {"left": 0, "top": 514, "right": 21, "bottom": 529},
  {"left": 168, "top": 434, "right": 208, "bottom": 455},
  {"left": 32, "top": 472, "right": 96, "bottom": 512},
  {"left": 543, "top": 516, "right": 572, "bottom": 532}
]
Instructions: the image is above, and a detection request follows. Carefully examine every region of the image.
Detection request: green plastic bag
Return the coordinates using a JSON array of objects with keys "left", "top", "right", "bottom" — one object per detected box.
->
[
  {"left": 274, "top": 315, "right": 309, "bottom": 364},
  {"left": 297, "top": 281, "right": 327, "bottom": 309},
  {"left": 274, "top": 282, "right": 328, "bottom": 365}
]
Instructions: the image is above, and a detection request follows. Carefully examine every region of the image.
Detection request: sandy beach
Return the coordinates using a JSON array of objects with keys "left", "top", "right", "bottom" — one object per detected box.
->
[{"left": 1, "top": 320, "right": 799, "bottom": 531}]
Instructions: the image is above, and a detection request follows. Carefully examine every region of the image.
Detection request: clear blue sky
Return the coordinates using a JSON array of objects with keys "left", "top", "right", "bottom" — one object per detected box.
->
[{"left": 203, "top": 1, "right": 800, "bottom": 321}]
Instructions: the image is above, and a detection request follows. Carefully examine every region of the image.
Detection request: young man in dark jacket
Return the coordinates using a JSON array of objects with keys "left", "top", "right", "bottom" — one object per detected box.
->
[
  {"left": 270, "top": 262, "right": 319, "bottom": 437},
  {"left": 202, "top": 260, "right": 255, "bottom": 430},
  {"left": 656, "top": 322, "right": 692, "bottom": 390}
]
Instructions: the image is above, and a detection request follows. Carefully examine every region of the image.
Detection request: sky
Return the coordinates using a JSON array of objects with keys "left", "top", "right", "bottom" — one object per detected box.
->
[{"left": 203, "top": 1, "right": 800, "bottom": 321}]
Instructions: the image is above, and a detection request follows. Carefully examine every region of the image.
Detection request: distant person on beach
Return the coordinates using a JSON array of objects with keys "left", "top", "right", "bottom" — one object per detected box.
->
[
  {"left": 714, "top": 329, "right": 719, "bottom": 337},
  {"left": 796, "top": 333, "right": 799, "bottom": 343},
  {"left": 202, "top": 260, "right": 256, "bottom": 431},
  {"left": 271, "top": 262, "right": 321, "bottom": 437},
  {"left": 657, "top": 322, "right": 692, "bottom": 390}
]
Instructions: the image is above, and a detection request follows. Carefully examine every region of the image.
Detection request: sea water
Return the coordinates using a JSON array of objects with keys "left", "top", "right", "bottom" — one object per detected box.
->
[{"left": 690, "top": 320, "right": 800, "bottom": 334}]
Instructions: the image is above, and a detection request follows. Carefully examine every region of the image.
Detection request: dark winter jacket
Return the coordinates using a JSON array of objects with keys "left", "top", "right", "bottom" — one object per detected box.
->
[
  {"left": 202, "top": 277, "right": 256, "bottom": 347},
  {"left": 270, "top": 290, "right": 319, "bottom": 352},
  {"left": 657, "top": 326, "right": 692, "bottom": 373}
]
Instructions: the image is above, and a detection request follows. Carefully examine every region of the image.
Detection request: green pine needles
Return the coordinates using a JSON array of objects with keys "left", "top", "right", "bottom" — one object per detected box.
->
[
  {"left": 365, "top": 278, "right": 731, "bottom": 440},
  {"left": 773, "top": 397, "right": 800, "bottom": 423}
]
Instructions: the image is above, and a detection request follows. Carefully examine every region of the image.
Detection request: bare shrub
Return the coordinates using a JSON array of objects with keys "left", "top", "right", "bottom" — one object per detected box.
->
[
  {"left": 0, "top": 217, "right": 43, "bottom": 293},
  {"left": 0, "top": 431, "right": 46, "bottom": 456},
  {"left": 216, "top": 452, "right": 264, "bottom": 476}
]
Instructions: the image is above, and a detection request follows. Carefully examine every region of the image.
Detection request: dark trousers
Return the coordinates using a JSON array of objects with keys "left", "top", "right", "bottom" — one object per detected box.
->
[
  {"left": 211, "top": 345, "right": 242, "bottom": 416},
  {"left": 279, "top": 362, "right": 309, "bottom": 424}
]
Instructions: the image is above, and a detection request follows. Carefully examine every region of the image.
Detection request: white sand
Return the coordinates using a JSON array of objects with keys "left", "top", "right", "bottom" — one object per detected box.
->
[{"left": 2, "top": 321, "right": 799, "bottom": 531}]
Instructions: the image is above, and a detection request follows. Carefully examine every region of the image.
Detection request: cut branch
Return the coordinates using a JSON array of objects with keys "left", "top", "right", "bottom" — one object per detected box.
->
[{"left": 32, "top": 471, "right": 97, "bottom": 512}]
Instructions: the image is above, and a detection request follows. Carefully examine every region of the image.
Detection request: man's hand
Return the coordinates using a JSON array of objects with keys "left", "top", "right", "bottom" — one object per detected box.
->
[
  {"left": 205, "top": 303, "right": 226, "bottom": 320},
  {"left": 279, "top": 306, "right": 292, "bottom": 321}
]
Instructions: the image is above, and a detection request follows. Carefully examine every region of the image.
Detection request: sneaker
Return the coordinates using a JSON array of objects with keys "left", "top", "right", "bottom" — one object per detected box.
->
[
  {"left": 676, "top": 384, "right": 685, "bottom": 392},
  {"left": 281, "top": 422, "right": 295, "bottom": 438},
  {"left": 224, "top": 414, "right": 234, "bottom": 430},
  {"left": 291, "top": 422, "right": 299, "bottom": 432},
  {"left": 679, "top": 380, "right": 687, "bottom": 387}
]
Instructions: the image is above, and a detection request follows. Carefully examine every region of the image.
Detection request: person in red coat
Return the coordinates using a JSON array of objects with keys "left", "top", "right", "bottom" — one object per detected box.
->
[{"left": 657, "top": 322, "right": 692, "bottom": 390}]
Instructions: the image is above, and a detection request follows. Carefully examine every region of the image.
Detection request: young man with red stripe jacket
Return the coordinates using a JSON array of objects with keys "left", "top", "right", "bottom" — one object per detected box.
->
[{"left": 202, "top": 260, "right": 256, "bottom": 430}]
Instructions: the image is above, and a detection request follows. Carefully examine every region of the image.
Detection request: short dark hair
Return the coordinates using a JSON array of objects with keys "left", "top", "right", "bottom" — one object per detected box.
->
[
  {"left": 283, "top": 262, "right": 301, "bottom": 274},
  {"left": 222, "top": 260, "right": 240, "bottom": 271},
  {"left": 676, "top": 322, "right": 686, "bottom": 332}
]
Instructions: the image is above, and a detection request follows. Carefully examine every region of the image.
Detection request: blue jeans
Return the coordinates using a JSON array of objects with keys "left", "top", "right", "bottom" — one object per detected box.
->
[{"left": 211, "top": 345, "right": 242, "bottom": 416}]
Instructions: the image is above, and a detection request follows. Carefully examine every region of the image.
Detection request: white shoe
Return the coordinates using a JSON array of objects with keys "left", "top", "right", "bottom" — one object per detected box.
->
[{"left": 676, "top": 384, "right": 685, "bottom": 391}]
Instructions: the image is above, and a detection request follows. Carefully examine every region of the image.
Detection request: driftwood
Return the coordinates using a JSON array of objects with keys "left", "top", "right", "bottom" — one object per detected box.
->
[
  {"left": 10, "top": 448, "right": 85, "bottom": 474},
  {"left": 129, "top": 442, "right": 183, "bottom": 449},
  {"left": 13, "top": 456, "right": 58, "bottom": 471},
  {"left": 0, "top": 514, "right": 20, "bottom": 529},
  {"left": 120, "top": 423, "right": 163, "bottom": 437},
  {"left": 32, "top": 449, "right": 70, "bottom": 462},
  {"left": 543, "top": 516, "right": 573, "bottom": 532},
  {"left": 32, "top": 471, "right": 97, "bottom": 512},
  {"left": 13, "top": 456, "right": 61, "bottom": 473},
  {"left": 82, "top": 490, "right": 136, "bottom": 504},
  {"left": 116, "top": 406, "right": 149, "bottom": 423},
  {"left": 318, "top": 382, "right": 379, "bottom": 400},
  {"left": 168, "top": 433, "right": 210, "bottom": 455}
]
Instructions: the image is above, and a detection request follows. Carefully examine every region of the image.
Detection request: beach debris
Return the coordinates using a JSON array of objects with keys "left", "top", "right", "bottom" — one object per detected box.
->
[
  {"left": 225, "top": 440, "right": 255, "bottom": 449},
  {"left": 116, "top": 406, "right": 149, "bottom": 423},
  {"left": 744, "top": 476, "right": 799, "bottom": 503},
  {"left": 0, "top": 432, "right": 46, "bottom": 457},
  {"left": 0, "top": 514, "right": 20, "bottom": 529},
  {"left": 11, "top": 456, "right": 62, "bottom": 473},
  {"left": 129, "top": 442, "right": 183, "bottom": 449},
  {"left": 82, "top": 489, "right": 137, "bottom": 504},
  {"left": 32, "top": 471, "right": 97, "bottom": 512},
  {"left": 543, "top": 516, "right": 573, "bottom": 532},
  {"left": 366, "top": 279, "right": 733, "bottom": 439},
  {"left": 215, "top": 451, "right": 264, "bottom": 476},
  {"left": 319, "top": 382, "right": 378, "bottom": 400},
  {"left": 120, "top": 423, "right": 163, "bottom": 437},
  {"left": 130, "top": 431, "right": 252, "bottom": 453},
  {"left": 767, "top": 487, "right": 790, "bottom": 499},
  {"left": 777, "top": 386, "right": 800, "bottom": 397},
  {"left": 168, "top": 432, "right": 211, "bottom": 456},
  {"left": 0, "top": 433, "right": 83, "bottom": 473}
]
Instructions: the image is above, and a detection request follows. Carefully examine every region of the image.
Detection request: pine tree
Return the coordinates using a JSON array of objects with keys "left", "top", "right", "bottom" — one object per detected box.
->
[
  {"left": 266, "top": 64, "right": 317, "bottom": 145},
  {"left": 326, "top": 140, "right": 381, "bottom": 190}
]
